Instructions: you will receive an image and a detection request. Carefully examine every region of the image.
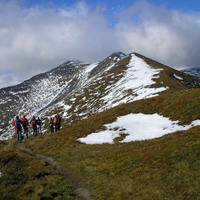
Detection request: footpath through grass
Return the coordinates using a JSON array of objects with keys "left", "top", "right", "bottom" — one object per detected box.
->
[{"left": 0, "top": 139, "right": 82, "bottom": 200}]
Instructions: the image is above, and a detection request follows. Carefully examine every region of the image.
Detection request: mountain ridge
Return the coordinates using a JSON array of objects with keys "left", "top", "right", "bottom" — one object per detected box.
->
[
  {"left": 0, "top": 52, "right": 200, "bottom": 140},
  {"left": 181, "top": 67, "right": 200, "bottom": 79}
]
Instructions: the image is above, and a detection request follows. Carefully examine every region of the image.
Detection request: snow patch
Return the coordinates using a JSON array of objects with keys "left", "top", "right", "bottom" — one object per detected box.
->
[
  {"left": 101, "top": 54, "right": 168, "bottom": 108},
  {"left": 84, "top": 63, "right": 99, "bottom": 74},
  {"left": 174, "top": 74, "right": 183, "bottom": 80},
  {"left": 78, "top": 113, "right": 200, "bottom": 144},
  {"left": 9, "top": 89, "right": 30, "bottom": 95}
]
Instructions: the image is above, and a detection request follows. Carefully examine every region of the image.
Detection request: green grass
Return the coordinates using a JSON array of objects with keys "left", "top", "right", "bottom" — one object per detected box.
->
[
  {"left": 21, "top": 88, "right": 200, "bottom": 199},
  {"left": 24, "top": 126, "right": 200, "bottom": 200},
  {"left": 1, "top": 88, "right": 200, "bottom": 199},
  {"left": 0, "top": 140, "right": 81, "bottom": 200}
]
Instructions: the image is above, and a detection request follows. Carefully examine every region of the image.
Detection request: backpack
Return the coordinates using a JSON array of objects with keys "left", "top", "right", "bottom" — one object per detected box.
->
[
  {"left": 57, "top": 117, "right": 60, "bottom": 124},
  {"left": 22, "top": 119, "right": 28, "bottom": 127},
  {"left": 31, "top": 119, "right": 36, "bottom": 127},
  {"left": 15, "top": 119, "right": 21, "bottom": 130},
  {"left": 50, "top": 119, "right": 54, "bottom": 126}
]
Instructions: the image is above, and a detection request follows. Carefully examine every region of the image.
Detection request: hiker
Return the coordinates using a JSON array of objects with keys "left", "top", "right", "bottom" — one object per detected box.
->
[
  {"left": 30, "top": 116, "right": 37, "bottom": 136},
  {"left": 21, "top": 115, "right": 29, "bottom": 139},
  {"left": 49, "top": 117, "right": 54, "bottom": 133},
  {"left": 12, "top": 116, "right": 22, "bottom": 143},
  {"left": 56, "top": 114, "right": 61, "bottom": 131},
  {"left": 54, "top": 114, "right": 61, "bottom": 132},
  {"left": 54, "top": 115, "right": 58, "bottom": 132},
  {"left": 37, "top": 117, "right": 42, "bottom": 134}
]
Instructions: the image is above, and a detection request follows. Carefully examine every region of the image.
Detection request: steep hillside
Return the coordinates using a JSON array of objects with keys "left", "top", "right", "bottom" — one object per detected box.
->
[
  {"left": 0, "top": 60, "right": 88, "bottom": 138},
  {"left": 34, "top": 52, "right": 200, "bottom": 130},
  {"left": 1, "top": 52, "right": 200, "bottom": 140}
]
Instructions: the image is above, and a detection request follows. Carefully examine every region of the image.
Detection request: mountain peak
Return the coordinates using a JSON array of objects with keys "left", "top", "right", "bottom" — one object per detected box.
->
[{"left": 110, "top": 52, "right": 127, "bottom": 58}]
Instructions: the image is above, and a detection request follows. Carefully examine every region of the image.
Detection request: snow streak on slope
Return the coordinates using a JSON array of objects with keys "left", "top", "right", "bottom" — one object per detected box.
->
[{"left": 100, "top": 54, "right": 167, "bottom": 108}]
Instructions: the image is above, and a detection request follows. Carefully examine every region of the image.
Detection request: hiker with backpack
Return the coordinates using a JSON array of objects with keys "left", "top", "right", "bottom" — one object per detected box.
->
[
  {"left": 54, "top": 115, "right": 58, "bottom": 132},
  {"left": 30, "top": 116, "right": 37, "bottom": 136},
  {"left": 56, "top": 114, "right": 61, "bottom": 131},
  {"left": 49, "top": 117, "right": 54, "bottom": 133},
  {"left": 37, "top": 117, "right": 42, "bottom": 134},
  {"left": 21, "top": 115, "right": 29, "bottom": 139},
  {"left": 54, "top": 114, "right": 61, "bottom": 132},
  {"left": 12, "top": 116, "right": 22, "bottom": 143}
]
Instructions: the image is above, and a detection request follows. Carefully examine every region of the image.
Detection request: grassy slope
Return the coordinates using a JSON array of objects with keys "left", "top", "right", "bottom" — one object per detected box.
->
[
  {"left": 19, "top": 88, "right": 200, "bottom": 200},
  {"left": 1, "top": 55, "right": 200, "bottom": 199},
  {"left": 0, "top": 139, "right": 81, "bottom": 200}
]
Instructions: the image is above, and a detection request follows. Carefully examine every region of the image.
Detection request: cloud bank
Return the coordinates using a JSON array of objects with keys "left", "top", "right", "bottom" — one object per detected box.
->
[{"left": 0, "top": 0, "right": 200, "bottom": 88}]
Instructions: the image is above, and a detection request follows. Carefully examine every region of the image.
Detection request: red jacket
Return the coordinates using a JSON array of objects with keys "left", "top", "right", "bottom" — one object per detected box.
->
[
  {"left": 12, "top": 120, "right": 16, "bottom": 130},
  {"left": 21, "top": 115, "right": 29, "bottom": 128}
]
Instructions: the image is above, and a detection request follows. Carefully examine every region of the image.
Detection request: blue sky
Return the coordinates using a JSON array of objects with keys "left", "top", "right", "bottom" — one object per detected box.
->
[
  {"left": 23, "top": 0, "right": 200, "bottom": 13},
  {"left": 0, "top": 0, "right": 200, "bottom": 88}
]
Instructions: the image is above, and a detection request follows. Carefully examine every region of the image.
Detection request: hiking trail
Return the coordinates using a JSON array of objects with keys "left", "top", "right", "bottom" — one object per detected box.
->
[{"left": 15, "top": 143, "right": 96, "bottom": 200}]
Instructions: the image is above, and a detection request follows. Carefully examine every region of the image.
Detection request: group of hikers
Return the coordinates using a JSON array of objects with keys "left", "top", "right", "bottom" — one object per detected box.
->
[
  {"left": 49, "top": 115, "right": 62, "bottom": 133},
  {"left": 12, "top": 114, "right": 61, "bottom": 143}
]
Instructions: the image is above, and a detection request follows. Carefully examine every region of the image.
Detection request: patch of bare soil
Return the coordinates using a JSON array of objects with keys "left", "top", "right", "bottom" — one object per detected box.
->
[{"left": 15, "top": 143, "right": 96, "bottom": 200}]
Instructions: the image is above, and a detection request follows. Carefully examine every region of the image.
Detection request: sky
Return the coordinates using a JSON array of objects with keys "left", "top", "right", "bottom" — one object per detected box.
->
[
  {"left": 78, "top": 113, "right": 200, "bottom": 144},
  {"left": 1, "top": 0, "right": 200, "bottom": 89}
]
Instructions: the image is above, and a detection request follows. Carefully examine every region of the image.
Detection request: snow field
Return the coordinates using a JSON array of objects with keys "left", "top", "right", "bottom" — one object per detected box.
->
[{"left": 78, "top": 113, "right": 200, "bottom": 144}]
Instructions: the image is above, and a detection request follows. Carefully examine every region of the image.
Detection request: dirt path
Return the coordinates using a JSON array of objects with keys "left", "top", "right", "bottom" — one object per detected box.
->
[{"left": 15, "top": 143, "right": 96, "bottom": 200}]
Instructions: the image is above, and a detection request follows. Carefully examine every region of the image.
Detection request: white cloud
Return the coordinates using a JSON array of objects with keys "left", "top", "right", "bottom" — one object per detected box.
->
[
  {"left": 114, "top": 1, "right": 200, "bottom": 69},
  {"left": 0, "top": 0, "right": 200, "bottom": 88}
]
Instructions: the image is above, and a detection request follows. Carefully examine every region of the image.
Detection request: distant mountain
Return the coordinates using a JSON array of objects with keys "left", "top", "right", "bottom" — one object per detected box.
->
[
  {"left": 1, "top": 52, "right": 200, "bottom": 140},
  {"left": 181, "top": 68, "right": 200, "bottom": 79}
]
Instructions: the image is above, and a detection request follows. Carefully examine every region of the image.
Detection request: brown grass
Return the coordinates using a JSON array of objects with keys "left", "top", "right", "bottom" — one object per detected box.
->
[
  {"left": 18, "top": 88, "right": 200, "bottom": 200},
  {"left": 0, "top": 139, "right": 81, "bottom": 199},
  {"left": 1, "top": 85, "right": 200, "bottom": 199}
]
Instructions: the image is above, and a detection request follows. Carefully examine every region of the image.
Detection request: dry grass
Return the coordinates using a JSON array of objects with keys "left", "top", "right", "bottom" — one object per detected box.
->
[
  {"left": 23, "top": 126, "right": 200, "bottom": 200},
  {"left": 0, "top": 139, "right": 81, "bottom": 200},
  {"left": 1, "top": 87, "right": 200, "bottom": 199},
  {"left": 19, "top": 88, "right": 200, "bottom": 200}
]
